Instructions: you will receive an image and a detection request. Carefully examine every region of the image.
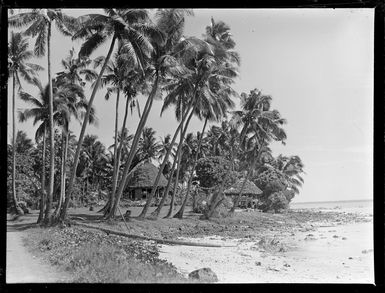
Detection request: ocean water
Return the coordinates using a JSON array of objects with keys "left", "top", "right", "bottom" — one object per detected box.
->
[{"left": 290, "top": 199, "right": 373, "bottom": 215}]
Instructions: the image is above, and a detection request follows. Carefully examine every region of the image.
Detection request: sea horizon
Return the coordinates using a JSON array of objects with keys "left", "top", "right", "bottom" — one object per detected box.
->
[
  {"left": 290, "top": 198, "right": 373, "bottom": 213},
  {"left": 291, "top": 198, "right": 373, "bottom": 205}
]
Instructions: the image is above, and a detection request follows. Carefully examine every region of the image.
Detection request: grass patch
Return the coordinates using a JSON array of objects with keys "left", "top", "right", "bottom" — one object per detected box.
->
[{"left": 24, "top": 226, "right": 190, "bottom": 283}]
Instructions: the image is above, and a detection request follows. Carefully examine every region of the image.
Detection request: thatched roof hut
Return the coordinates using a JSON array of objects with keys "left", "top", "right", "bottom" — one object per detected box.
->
[
  {"left": 125, "top": 162, "right": 168, "bottom": 189},
  {"left": 224, "top": 179, "right": 262, "bottom": 196}
]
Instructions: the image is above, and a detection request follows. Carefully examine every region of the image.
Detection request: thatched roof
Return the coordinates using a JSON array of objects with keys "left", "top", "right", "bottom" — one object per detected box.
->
[
  {"left": 224, "top": 179, "right": 262, "bottom": 195},
  {"left": 125, "top": 163, "right": 168, "bottom": 189}
]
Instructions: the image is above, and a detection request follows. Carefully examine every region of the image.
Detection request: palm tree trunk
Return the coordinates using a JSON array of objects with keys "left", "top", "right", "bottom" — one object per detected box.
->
[
  {"left": 110, "top": 89, "right": 120, "bottom": 195},
  {"left": 106, "top": 73, "right": 161, "bottom": 219},
  {"left": 150, "top": 155, "right": 177, "bottom": 218},
  {"left": 54, "top": 131, "right": 66, "bottom": 216},
  {"left": 59, "top": 35, "right": 117, "bottom": 222},
  {"left": 164, "top": 121, "right": 184, "bottom": 219},
  {"left": 11, "top": 73, "right": 21, "bottom": 215},
  {"left": 63, "top": 131, "right": 69, "bottom": 199},
  {"left": 173, "top": 116, "right": 208, "bottom": 219},
  {"left": 101, "top": 90, "right": 129, "bottom": 216},
  {"left": 138, "top": 105, "right": 194, "bottom": 219},
  {"left": 44, "top": 22, "right": 54, "bottom": 225},
  {"left": 37, "top": 127, "right": 47, "bottom": 223}
]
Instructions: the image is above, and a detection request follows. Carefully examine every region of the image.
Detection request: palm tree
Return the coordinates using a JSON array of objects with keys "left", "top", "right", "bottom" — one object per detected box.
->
[
  {"left": 53, "top": 83, "right": 95, "bottom": 216},
  {"left": 172, "top": 18, "right": 239, "bottom": 219},
  {"left": 229, "top": 89, "right": 287, "bottom": 213},
  {"left": 150, "top": 142, "right": 178, "bottom": 218},
  {"left": 55, "top": 47, "right": 98, "bottom": 87},
  {"left": 108, "top": 9, "right": 195, "bottom": 219},
  {"left": 163, "top": 117, "right": 185, "bottom": 219},
  {"left": 14, "top": 130, "right": 34, "bottom": 154},
  {"left": 9, "top": 9, "right": 78, "bottom": 224},
  {"left": 267, "top": 155, "right": 305, "bottom": 196},
  {"left": 139, "top": 82, "right": 195, "bottom": 219},
  {"left": 77, "top": 135, "right": 109, "bottom": 201},
  {"left": 137, "top": 127, "right": 161, "bottom": 163},
  {"left": 18, "top": 81, "right": 70, "bottom": 223},
  {"left": 8, "top": 31, "right": 43, "bottom": 214},
  {"left": 53, "top": 49, "right": 97, "bottom": 216},
  {"left": 60, "top": 9, "right": 155, "bottom": 221},
  {"left": 95, "top": 51, "right": 146, "bottom": 215},
  {"left": 138, "top": 39, "right": 219, "bottom": 219},
  {"left": 157, "top": 134, "right": 177, "bottom": 177}
]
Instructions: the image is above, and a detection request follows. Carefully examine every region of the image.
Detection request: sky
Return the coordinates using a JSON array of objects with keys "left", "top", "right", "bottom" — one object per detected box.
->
[{"left": 7, "top": 8, "right": 374, "bottom": 203}]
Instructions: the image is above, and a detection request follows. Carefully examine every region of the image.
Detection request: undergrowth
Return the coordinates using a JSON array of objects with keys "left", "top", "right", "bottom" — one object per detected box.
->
[{"left": 24, "top": 227, "right": 189, "bottom": 283}]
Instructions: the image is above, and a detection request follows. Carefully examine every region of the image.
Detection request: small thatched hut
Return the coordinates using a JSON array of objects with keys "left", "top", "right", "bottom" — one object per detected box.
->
[
  {"left": 124, "top": 163, "right": 168, "bottom": 201},
  {"left": 224, "top": 179, "right": 263, "bottom": 208}
]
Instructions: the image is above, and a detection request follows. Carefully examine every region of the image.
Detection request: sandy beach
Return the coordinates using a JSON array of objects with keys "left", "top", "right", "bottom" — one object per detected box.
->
[{"left": 157, "top": 206, "right": 374, "bottom": 283}]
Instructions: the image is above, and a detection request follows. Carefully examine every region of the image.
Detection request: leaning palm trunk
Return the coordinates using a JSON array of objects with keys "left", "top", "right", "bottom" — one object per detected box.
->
[
  {"left": 164, "top": 179, "right": 177, "bottom": 218},
  {"left": 44, "top": 22, "right": 54, "bottom": 225},
  {"left": 163, "top": 115, "right": 185, "bottom": 218},
  {"left": 59, "top": 35, "right": 117, "bottom": 222},
  {"left": 37, "top": 127, "right": 47, "bottom": 223},
  {"left": 164, "top": 123, "right": 184, "bottom": 219},
  {"left": 150, "top": 155, "right": 177, "bottom": 218},
  {"left": 106, "top": 74, "right": 160, "bottom": 219},
  {"left": 173, "top": 116, "right": 208, "bottom": 219},
  {"left": 138, "top": 106, "right": 194, "bottom": 219},
  {"left": 11, "top": 73, "right": 21, "bottom": 215}
]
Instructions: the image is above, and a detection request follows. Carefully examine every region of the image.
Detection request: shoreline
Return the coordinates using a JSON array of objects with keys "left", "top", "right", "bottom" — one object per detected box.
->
[
  {"left": 7, "top": 206, "right": 374, "bottom": 283},
  {"left": 156, "top": 207, "right": 374, "bottom": 283}
]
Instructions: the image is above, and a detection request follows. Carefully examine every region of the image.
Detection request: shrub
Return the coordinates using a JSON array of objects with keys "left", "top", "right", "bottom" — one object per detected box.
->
[
  {"left": 195, "top": 156, "right": 237, "bottom": 189},
  {"left": 261, "top": 191, "right": 289, "bottom": 213}
]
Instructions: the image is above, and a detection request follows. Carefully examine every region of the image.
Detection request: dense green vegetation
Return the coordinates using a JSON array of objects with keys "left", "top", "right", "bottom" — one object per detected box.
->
[{"left": 8, "top": 9, "right": 304, "bottom": 224}]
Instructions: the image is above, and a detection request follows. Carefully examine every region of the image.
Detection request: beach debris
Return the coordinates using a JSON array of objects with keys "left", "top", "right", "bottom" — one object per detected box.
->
[
  {"left": 267, "top": 267, "right": 280, "bottom": 272},
  {"left": 255, "top": 261, "right": 262, "bottom": 266},
  {"left": 188, "top": 268, "right": 218, "bottom": 283},
  {"left": 332, "top": 235, "right": 339, "bottom": 238},
  {"left": 283, "top": 263, "right": 291, "bottom": 267},
  {"left": 348, "top": 257, "right": 353, "bottom": 259},
  {"left": 342, "top": 237, "right": 347, "bottom": 240},
  {"left": 304, "top": 235, "right": 317, "bottom": 241},
  {"left": 361, "top": 249, "right": 373, "bottom": 254}
]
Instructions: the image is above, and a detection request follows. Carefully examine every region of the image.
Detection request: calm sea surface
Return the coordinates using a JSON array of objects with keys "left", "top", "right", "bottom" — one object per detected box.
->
[{"left": 290, "top": 199, "right": 373, "bottom": 215}]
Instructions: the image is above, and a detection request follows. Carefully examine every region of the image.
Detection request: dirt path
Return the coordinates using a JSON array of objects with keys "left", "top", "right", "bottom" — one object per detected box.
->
[{"left": 6, "top": 213, "right": 70, "bottom": 283}]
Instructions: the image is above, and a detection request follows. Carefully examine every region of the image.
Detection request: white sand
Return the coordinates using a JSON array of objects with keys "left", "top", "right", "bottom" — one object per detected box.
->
[{"left": 158, "top": 220, "right": 374, "bottom": 283}]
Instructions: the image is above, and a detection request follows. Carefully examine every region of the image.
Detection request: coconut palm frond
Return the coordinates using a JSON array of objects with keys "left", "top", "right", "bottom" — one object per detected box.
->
[{"left": 79, "top": 32, "right": 108, "bottom": 57}]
